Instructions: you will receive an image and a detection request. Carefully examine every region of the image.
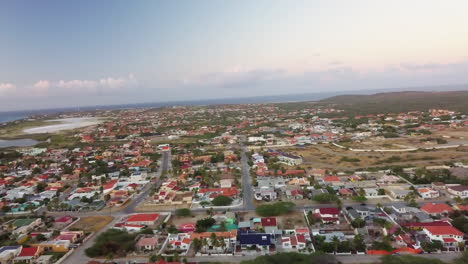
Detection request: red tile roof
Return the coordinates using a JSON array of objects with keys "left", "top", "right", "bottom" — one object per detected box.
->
[
  {"left": 127, "top": 213, "right": 160, "bottom": 223},
  {"left": 323, "top": 176, "right": 340, "bottom": 182},
  {"left": 18, "top": 247, "right": 39, "bottom": 257},
  {"left": 319, "top": 208, "right": 340, "bottom": 215},
  {"left": 261, "top": 217, "right": 277, "bottom": 227},
  {"left": 424, "top": 226, "right": 464, "bottom": 236},
  {"left": 420, "top": 203, "right": 453, "bottom": 214}
]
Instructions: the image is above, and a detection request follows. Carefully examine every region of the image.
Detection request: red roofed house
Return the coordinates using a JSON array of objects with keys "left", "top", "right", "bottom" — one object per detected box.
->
[
  {"left": 420, "top": 203, "right": 454, "bottom": 216},
  {"left": 281, "top": 234, "right": 306, "bottom": 250},
  {"left": 53, "top": 216, "right": 73, "bottom": 229},
  {"left": 423, "top": 226, "right": 465, "bottom": 247},
  {"left": 103, "top": 179, "right": 119, "bottom": 194},
  {"left": 322, "top": 176, "right": 340, "bottom": 185},
  {"left": 261, "top": 217, "right": 279, "bottom": 234},
  {"left": 14, "top": 246, "right": 43, "bottom": 263},
  {"left": 314, "top": 208, "right": 340, "bottom": 224},
  {"left": 126, "top": 213, "right": 160, "bottom": 227}
]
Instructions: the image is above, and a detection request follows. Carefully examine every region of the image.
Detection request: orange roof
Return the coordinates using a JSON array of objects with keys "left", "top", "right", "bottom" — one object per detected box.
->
[
  {"left": 127, "top": 213, "right": 160, "bottom": 223},
  {"left": 420, "top": 203, "right": 453, "bottom": 214},
  {"left": 323, "top": 176, "right": 340, "bottom": 182}
]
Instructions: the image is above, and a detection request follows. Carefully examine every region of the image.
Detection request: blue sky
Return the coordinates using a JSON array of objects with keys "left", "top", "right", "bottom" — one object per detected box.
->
[{"left": 1, "top": 0, "right": 468, "bottom": 111}]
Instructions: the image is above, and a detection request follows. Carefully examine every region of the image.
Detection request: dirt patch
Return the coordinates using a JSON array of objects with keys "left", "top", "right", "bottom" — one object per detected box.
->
[
  {"left": 69, "top": 216, "right": 114, "bottom": 232},
  {"left": 168, "top": 212, "right": 209, "bottom": 227},
  {"left": 135, "top": 203, "right": 191, "bottom": 212}
]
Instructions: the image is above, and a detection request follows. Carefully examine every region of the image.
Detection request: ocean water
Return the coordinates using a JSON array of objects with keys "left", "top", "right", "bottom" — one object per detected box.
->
[{"left": 0, "top": 113, "right": 27, "bottom": 123}]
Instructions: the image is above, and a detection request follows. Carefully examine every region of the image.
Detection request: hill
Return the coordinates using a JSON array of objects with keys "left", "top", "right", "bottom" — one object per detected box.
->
[{"left": 319, "top": 90, "right": 468, "bottom": 115}]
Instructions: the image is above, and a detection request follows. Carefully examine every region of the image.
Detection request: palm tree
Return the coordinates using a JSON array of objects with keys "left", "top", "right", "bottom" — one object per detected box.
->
[
  {"left": 332, "top": 236, "right": 340, "bottom": 254},
  {"left": 210, "top": 233, "right": 217, "bottom": 251},
  {"left": 201, "top": 238, "right": 208, "bottom": 253},
  {"left": 213, "top": 237, "right": 221, "bottom": 253},
  {"left": 219, "top": 238, "right": 226, "bottom": 253},
  {"left": 192, "top": 238, "right": 202, "bottom": 252}
]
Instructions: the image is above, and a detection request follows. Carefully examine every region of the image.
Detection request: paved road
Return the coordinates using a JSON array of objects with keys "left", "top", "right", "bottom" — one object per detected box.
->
[
  {"left": 77, "top": 251, "right": 462, "bottom": 264},
  {"left": 240, "top": 143, "right": 255, "bottom": 211}
]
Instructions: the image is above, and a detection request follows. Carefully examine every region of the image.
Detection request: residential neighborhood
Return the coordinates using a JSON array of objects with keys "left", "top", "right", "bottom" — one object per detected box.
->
[{"left": 0, "top": 102, "right": 468, "bottom": 264}]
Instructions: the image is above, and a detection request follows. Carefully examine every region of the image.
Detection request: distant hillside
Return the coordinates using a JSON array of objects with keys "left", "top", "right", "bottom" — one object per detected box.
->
[{"left": 319, "top": 90, "right": 468, "bottom": 115}]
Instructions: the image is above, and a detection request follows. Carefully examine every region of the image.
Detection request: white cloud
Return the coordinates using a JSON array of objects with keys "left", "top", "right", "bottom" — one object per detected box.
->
[
  {"left": 56, "top": 74, "right": 137, "bottom": 92},
  {"left": 0, "top": 83, "right": 16, "bottom": 95},
  {"left": 32, "top": 80, "right": 51, "bottom": 93}
]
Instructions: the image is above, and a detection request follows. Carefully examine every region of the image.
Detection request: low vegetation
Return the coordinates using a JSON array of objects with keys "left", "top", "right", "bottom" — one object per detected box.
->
[
  {"left": 256, "top": 202, "right": 295, "bottom": 217},
  {"left": 85, "top": 229, "right": 137, "bottom": 258}
]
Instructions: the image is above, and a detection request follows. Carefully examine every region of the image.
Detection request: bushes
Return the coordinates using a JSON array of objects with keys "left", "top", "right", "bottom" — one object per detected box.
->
[
  {"left": 211, "top": 195, "right": 233, "bottom": 206},
  {"left": 256, "top": 202, "right": 295, "bottom": 217},
  {"left": 312, "top": 193, "right": 338, "bottom": 203},
  {"left": 340, "top": 157, "right": 360, "bottom": 163},
  {"left": 195, "top": 217, "right": 216, "bottom": 232},
  {"left": 175, "top": 208, "right": 192, "bottom": 217},
  {"left": 85, "top": 229, "right": 136, "bottom": 257}
]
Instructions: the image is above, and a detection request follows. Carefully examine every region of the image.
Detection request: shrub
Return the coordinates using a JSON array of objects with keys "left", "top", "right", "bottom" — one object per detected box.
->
[
  {"left": 175, "top": 208, "right": 192, "bottom": 217},
  {"left": 256, "top": 202, "right": 295, "bottom": 217},
  {"left": 211, "top": 195, "right": 233, "bottom": 206}
]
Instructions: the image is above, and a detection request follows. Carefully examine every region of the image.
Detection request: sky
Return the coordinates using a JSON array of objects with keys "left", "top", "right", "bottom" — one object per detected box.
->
[{"left": 1, "top": 0, "right": 468, "bottom": 111}]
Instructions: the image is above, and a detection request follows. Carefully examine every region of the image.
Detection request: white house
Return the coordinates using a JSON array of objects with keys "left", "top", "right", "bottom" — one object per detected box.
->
[
  {"left": 281, "top": 234, "right": 307, "bottom": 250},
  {"left": 423, "top": 226, "right": 464, "bottom": 247},
  {"left": 277, "top": 153, "right": 303, "bottom": 166},
  {"left": 446, "top": 185, "right": 468, "bottom": 199},
  {"left": 417, "top": 188, "right": 440, "bottom": 199}
]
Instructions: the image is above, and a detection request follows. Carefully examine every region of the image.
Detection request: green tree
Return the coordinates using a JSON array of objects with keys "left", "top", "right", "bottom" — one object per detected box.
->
[
  {"left": 175, "top": 208, "right": 192, "bottom": 217},
  {"left": 211, "top": 195, "right": 233, "bottom": 206}
]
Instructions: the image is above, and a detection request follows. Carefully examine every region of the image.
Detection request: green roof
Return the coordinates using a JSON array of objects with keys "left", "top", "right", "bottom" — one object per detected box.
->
[{"left": 12, "top": 218, "right": 36, "bottom": 227}]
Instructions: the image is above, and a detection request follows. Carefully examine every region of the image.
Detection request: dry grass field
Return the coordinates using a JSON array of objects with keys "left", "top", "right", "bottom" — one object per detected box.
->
[
  {"left": 284, "top": 144, "right": 468, "bottom": 171},
  {"left": 69, "top": 216, "right": 114, "bottom": 232}
]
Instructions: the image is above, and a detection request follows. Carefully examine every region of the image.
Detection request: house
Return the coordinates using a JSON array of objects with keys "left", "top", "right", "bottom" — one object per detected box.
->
[
  {"left": 446, "top": 185, "right": 468, "bottom": 199},
  {"left": 53, "top": 216, "right": 73, "bottom": 229},
  {"left": 36, "top": 240, "right": 70, "bottom": 253},
  {"left": 281, "top": 234, "right": 306, "bottom": 250},
  {"left": 239, "top": 233, "right": 274, "bottom": 252},
  {"left": 339, "top": 188, "right": 353, "bottom": 197},
  {"left": 423, "top": 226, "right": 465, "bottom": 247},
  {"left": 277, "top": 153, "right": 303, "bottom": 166},
  {"left": 321, "top": 176, "right": 340, "bottom": 185},
  {"left": 315, "top": 208, "right": 340, "bottom": 224},
  {"left": 0, "top": 246, "right": 21, "bottom": 264},
  {"left": 126, "top": 213, "right": 160, "bottom": 227},
  {"left": 254, "top": 187, "right": 277, "bottom": 201},
  {"left": 417, "top": 188, "right": 440, "bottom": 199},
  {"left": 285, "top": 189, "right": 303, "bottom": 200},
  {"left": 363, "top": 188, "right": 378, "bottom": 197},
  {"left": 189, "top": 230, "right": 237, "bottom": 253},
  {"left": 13, "top": 247, "right": 42, "bottom": 263},
  {"left": 420, "top": 203, "right": 454, "bottom": 216},
  {"left": 261, "top": 217, "right": 280, "bottom": 235},
  {"left": 4, "top": 218, "right": 42, "bottom": 235},
  {"left": 136, "top": 236, "right": 158, "bottom": 252},
  {"left": 386, "top": 187, "right": 411, "bottom": 200},
  {"left": 166, "top": 233, "right": 192, "bottom": 251}
]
